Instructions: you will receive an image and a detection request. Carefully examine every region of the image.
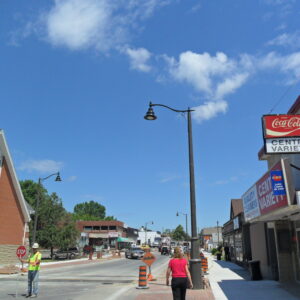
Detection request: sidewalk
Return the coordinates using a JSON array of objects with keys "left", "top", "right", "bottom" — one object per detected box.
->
[
  {"left": 205, "top": 252, "right": 300, "bottom": 300},
  {"left": 134, "top": 270, "right": 215, "bottom": 300}
]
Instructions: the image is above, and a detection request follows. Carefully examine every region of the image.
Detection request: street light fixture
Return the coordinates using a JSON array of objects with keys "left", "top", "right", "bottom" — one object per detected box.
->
[
  {"left": 144, "top": 101, "right": 203, "bottom": 289},
  {"left": 32, "top": 172, "right": 62, "bottom": 244},
  {"left": 176, "top": 211, "right": 188, "bottom": 238},
  {"left": 144, "top": 221, "right": 154, "bottom": 246}
]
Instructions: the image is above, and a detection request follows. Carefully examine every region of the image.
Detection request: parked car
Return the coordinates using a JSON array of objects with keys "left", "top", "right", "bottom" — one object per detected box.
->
[
  {"left": 53, "top": 247, "right": 80, "bottom": 260},
  {"left": 125, "top": 247, "right": 144, "bottom": 259}
]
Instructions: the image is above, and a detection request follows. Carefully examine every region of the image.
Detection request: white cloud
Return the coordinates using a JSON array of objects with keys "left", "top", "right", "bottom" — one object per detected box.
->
[
  {"left": 215, "top": 73, "right": 249, "bottom": 100},
  {"left": 125, "top": 47, "right": 152, "bottom": 72},
  {"left": 45, "top": 0, "right": 117, "bottom": 51},
  {"left": 19, "top": 159, "right": 63, "bottom": 173},
  {"left": 192, "top": 100, "right": 228, "bottom": 123},
  {"left": 167, "top": 51, "right": 250, "bottom": 100},
  {"left": 21, "top": 0, "right": 171, "bottom": 52},
  {"left": 258, "top": 51, "right": 300, "bottom": 82},
  {"left": 267, "top": 32, "right": 300, "bottom": 49}
]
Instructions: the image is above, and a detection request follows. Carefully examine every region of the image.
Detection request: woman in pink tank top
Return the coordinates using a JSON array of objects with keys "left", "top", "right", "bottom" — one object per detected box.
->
[{"left": 166, "top": 247, "right": 193, "bottom": 300}]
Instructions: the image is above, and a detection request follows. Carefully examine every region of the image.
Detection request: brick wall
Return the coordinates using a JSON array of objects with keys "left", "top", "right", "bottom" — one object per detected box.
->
[
  {"left": 0, "top": 159, "right": 25, "bottom": 245},
  {"left": 0, "top": 244, "right": 29, "bottom": 266}
]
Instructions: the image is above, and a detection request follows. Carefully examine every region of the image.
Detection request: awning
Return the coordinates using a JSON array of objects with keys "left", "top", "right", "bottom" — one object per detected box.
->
[
  {"left": 117, "top": 237, "right": 130, "bottom": 242},
  {"left": 89, "top": 233, "right": 108, "bottom": 238}
]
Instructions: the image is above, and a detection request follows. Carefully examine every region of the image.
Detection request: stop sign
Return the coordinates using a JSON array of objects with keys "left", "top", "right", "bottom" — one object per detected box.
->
[{"left": 16, "top": 246, "right": 27, "bottom": 258}]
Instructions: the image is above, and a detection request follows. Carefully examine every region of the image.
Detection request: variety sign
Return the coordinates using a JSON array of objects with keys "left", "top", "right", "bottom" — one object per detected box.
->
[
  {"left": 265, "top": 137, "right": 300, "bottom": 154},
  {"left": 242, "top": 161, "right": 288, "bottom": 221}
]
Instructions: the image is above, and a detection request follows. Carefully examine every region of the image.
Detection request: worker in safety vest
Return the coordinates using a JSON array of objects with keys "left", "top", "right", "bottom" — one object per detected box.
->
[{"left": 19, "top": 242, "right": 42, "bottom": 298}]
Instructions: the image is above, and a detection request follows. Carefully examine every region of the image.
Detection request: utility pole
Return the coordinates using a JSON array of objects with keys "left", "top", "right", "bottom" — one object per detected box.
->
[{"left": 217, "top": 221, "right": 219, "bottom": 247}]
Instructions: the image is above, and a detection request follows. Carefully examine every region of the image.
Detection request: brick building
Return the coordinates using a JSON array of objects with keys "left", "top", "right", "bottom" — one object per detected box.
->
[
  {"left": 0, "top": 130, "right": 31, "bottom": 268},
  {"left": 76, "top": 220, "right": 128, "bottom": 250}
]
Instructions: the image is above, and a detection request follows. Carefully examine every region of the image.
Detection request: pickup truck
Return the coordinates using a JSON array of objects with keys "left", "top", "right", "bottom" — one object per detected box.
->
[{"left": 53, "top": 247, "right": 80, "bottom": 260}]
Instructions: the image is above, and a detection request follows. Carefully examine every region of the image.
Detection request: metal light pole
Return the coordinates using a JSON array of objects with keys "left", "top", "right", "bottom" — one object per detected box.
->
[
  {"left": 217, "top": 221, "right": 219, "bottom": 247},
  {"left": 32, "top": 172, "right": 62, "bottom": 244},
  {"left": 144, "top": 221, "right": 153, "bottom": 246},
  {"left": 144, "top": 102, "right": 203, "bottom": 289},
  {"left": 176, "top": 211, "right": 188, "bottom": 238}
]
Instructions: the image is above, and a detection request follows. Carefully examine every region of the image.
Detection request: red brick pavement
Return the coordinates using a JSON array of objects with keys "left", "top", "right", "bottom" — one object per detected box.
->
[{"left": 135, "top": 276, "right": 215, "bottom": 300}]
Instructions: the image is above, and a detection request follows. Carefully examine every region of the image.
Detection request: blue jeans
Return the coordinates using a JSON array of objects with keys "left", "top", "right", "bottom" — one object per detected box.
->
[{"left": 28, "top": 270, "right": 39, "bottom": 295}]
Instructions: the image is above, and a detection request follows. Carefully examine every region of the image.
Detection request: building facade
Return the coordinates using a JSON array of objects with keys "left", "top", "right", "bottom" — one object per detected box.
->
[
  {"left": 200, "top": 227, "right": 223, "bottom": 250},
  {"left": 240, "top": 95, "right": 300, "bottom": 282},
  {"left": 0, "top": 130, "right": 31, "bottom": 268},
  {"left": 222, "top": 199, "right": 245, "bottom": 263},
  {"left": 76, "top": 220, "right": 128, "bottom": 250}
]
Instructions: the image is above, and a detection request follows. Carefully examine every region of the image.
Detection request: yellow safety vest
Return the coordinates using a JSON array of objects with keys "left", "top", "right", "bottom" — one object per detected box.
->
[{"left": 28, "top": 251, "right": 42, "bottom": 271}]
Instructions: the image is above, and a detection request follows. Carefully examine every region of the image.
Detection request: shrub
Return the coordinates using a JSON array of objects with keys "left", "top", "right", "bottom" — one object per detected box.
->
[{"left": 211, "top": 248, "right": 217, "bottom": 255}]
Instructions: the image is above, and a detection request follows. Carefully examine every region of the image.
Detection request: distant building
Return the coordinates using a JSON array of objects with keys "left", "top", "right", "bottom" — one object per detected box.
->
[
  {"left": 137, "top": 229, "right": 161, "bottom": 247},
  {"left": 76, "top": 220, "right": 129, "bottom": 250},
  {"left": 0, "top": 130, "right": 31, "bottom": 268},
  {"left": 199, "top": 227, "right": 223, "bottom": 250},
  {"left": 223, "top": 199, "right": 245, "bottom": 263}
]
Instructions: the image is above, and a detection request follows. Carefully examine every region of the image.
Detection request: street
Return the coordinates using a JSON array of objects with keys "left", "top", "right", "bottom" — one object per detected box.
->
[{"left": 0, "top": 253, "right": 170, "bottom": 300}]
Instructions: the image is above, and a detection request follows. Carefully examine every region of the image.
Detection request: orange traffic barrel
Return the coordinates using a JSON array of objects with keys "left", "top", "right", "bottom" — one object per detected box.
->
[
  {"left": 201, "top": 257, "right": 208, "bottom": 274},
  {"left": 136, "top": 265, "right": 149, "bottom": 289}
]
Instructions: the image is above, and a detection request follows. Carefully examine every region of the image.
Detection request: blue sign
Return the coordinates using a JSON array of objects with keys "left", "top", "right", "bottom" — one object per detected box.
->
[{"left": 270, "top": 171, "right": 286, "bottom": 196}]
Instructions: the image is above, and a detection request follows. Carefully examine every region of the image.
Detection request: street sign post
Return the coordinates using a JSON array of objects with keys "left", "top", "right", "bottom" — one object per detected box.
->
[
  {"left": 15, "top": 246, "right": 27, "bottom": 299},
  {"left": 142, "top": 252, "right": 156, "bottom": 281}
]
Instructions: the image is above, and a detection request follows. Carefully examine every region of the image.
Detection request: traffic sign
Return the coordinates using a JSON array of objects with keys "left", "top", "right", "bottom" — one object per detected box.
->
[
  {"left": 16, "top": 246, "right": 26, "bottom": 258},
  {"left": 142, "top": 251, "right": 156, "bottom": 267}
]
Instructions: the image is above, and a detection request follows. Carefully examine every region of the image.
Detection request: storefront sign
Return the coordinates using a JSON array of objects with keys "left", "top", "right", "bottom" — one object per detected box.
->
[
  {"left": 108, "top": 232, "right": 119, "bottom": 238},
  {"left": 265, "top": 138, "right": 300, "bottom": 154},
  {"left": 256, "top": 162, "right": 288, "bottom": 215},
  {"left": 242, "top": 161, "right": 288, "bottom": 221},
  {"left": 263, "top": 115, "right": 300, "bottom": 138},
  {"left": 242, "top": 184, "right": 261, "bottom": 221}
]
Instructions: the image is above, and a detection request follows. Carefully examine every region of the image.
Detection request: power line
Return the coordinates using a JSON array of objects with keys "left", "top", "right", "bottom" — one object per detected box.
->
[{"left": 268, "top": 81, "right": 298, "bottom": 114}]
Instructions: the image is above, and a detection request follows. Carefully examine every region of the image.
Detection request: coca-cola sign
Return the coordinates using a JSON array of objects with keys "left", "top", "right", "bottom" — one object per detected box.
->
[{"left": 263, "top": 114, "right": 300, "bottom": 138}]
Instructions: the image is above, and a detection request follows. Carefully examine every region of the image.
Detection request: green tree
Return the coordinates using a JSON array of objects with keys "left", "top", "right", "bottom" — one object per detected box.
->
[
  {"left": 20, "top": 180, "right": 79, "bottom": 256},
  {"left": 73, "top": 200, "right": 106, "bottom": 220},
  {"left": 172, "top": 225, "right": 186, "bottom": 241}
]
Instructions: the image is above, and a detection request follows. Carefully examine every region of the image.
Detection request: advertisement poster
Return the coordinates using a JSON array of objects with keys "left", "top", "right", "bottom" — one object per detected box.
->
[
  {"left": 263, "top": 115, "right": 300, "bottom": 138},
  {"left": 242, "top": 184, "right": 261, "bottom": 221},
  {"left": 256, "top": 162, "right": 288, "bottom": 215},
  {"left": 270, "top": 170, "right": 286, "bottom": 196}
]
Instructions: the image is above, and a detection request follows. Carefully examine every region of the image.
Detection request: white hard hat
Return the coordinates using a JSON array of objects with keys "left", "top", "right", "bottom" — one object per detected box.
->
[{"left": 32, "top": 243, "right": 39, "bottom": 249}]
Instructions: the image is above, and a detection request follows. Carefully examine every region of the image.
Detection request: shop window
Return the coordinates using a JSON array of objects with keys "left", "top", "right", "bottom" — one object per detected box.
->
[
  {"left": 93, "top": 226, "right": 100, "bottom": 231},
  {"left": 109, "top": 226, "right": 116, "bottom": 230},
  {"left": 84, "top": 226, "right": 92, "bottom": 231},
  {"left": 101, "top": 226, "right": 108, "bottom": 230}
]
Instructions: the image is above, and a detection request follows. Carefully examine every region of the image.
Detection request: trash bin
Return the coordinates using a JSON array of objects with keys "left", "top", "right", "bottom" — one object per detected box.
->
[{"left": 249, "top": 260, "right": 262, "bottom": 280}]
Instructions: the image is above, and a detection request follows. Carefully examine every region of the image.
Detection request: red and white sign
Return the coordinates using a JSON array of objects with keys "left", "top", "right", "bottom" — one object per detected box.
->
[
  {"left": 256, "top": 162, "right": 288, "bottom": 215},
  {"left": 263, "top": 115, "right": 300, "bottom": 138},
  {"left": 16, "top": 246, "right": 26, "bottom": 258}
]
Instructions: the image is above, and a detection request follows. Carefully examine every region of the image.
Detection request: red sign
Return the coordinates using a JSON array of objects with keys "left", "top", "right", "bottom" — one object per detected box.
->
[
  {"left": 142, "top": 252, "right": 156, "bottom": 267},
  {"left": 16, "top": 246, "right": 26, "bottom": 258},
  {"left": 256, "top": 162, "right": 288, "bottom": 215},
  {"left": 263, "top": 115, "right": 300, "bottom": 138}
]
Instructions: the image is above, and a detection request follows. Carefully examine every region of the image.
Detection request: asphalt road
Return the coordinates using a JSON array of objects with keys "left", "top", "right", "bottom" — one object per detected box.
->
[{"left": 0, "top": 251, "right": 170, "bottom": 300}]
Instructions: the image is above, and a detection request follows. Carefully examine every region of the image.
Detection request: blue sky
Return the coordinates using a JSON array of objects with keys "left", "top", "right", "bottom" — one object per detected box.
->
[{"left": 1, "top": 0, "right": 300, "bottom": 233}]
